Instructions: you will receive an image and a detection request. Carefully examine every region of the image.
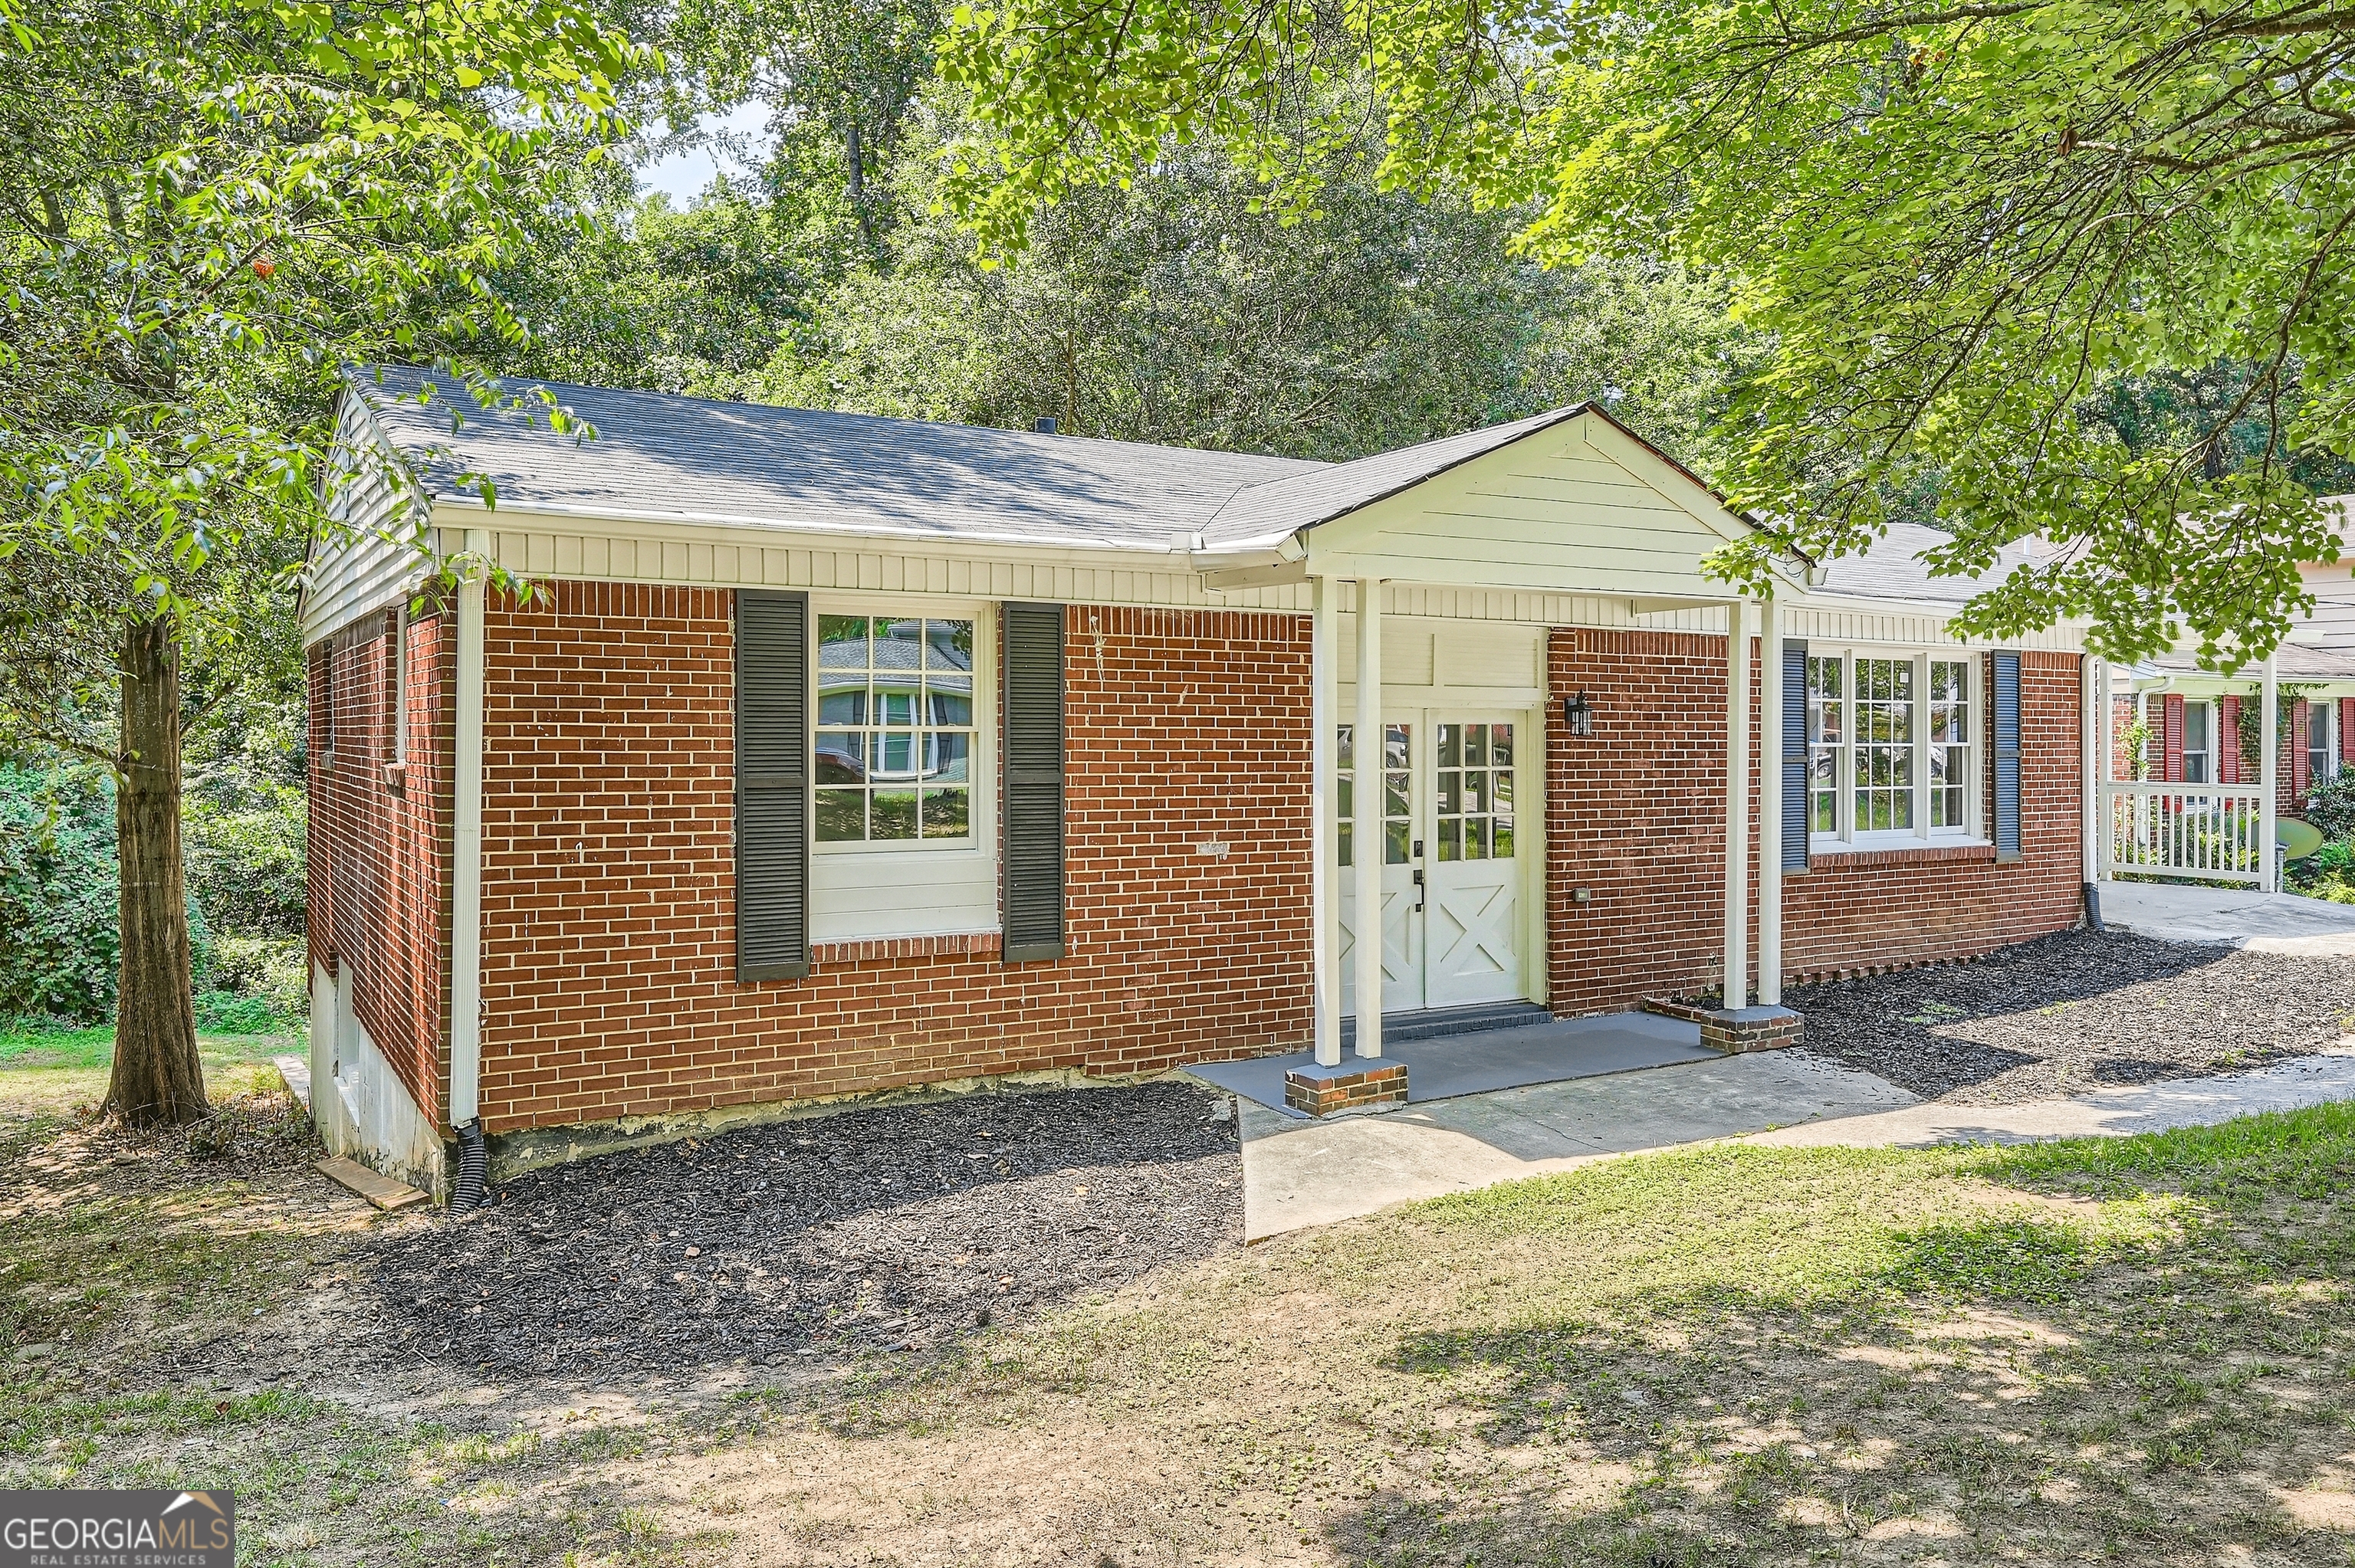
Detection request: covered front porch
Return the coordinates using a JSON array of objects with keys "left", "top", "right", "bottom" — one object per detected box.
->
[{"left": 1192, "top": 404, "right": 1811, "bottom": 1111}]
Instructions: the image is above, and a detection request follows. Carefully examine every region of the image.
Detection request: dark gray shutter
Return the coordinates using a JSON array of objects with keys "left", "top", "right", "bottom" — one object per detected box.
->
[
  {"left": 1002, "top": 602, "right": 1066, "bottom": 962},
  {"left": 1992, "top": 649, "right": 2022, "bottom": 864},
  {"left": 1782, "top": 637, "right": 1810, "bottom": 872},
  {"left": 736, "top": 590, "right": 810, "bottom": 980}
]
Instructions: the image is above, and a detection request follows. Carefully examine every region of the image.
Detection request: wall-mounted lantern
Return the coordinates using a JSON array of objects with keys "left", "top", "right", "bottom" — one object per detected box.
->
[{"left": 1562, "top": 691, "right": 1595, "bottom": 737}]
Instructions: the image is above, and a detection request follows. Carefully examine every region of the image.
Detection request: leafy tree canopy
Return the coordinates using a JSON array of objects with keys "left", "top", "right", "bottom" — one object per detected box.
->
[
  {"left": 0, "top": 0, "right": 647, "bottom": 1121},
  {"left": 937, "top": 0, "right": 2355, "bottom": 664}
]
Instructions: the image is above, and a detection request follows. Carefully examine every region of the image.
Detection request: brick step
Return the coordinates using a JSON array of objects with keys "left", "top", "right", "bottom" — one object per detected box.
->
[{"left": 1340, "top": 1000, "right": 1552, "bottom": 1050}]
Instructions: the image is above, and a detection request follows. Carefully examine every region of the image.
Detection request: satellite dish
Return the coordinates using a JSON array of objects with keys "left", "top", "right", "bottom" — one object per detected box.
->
[{"left": 2278, "top": 818, "right": 2326, "bottom": 861}]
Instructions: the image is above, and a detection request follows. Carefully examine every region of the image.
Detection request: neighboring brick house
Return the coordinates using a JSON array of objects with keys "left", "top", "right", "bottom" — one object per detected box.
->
[{"left": 303, "top": 369, "right": 2096, "bottom": 1198}]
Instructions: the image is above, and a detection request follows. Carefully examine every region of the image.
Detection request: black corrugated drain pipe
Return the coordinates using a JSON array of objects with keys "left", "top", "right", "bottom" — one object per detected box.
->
[{"left": 451, "top": 1120, "right": 488, "bottom": 1213}]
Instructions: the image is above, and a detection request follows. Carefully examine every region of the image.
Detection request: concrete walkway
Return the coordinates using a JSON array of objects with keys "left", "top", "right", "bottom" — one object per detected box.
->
[
  {"left": 1234, "top": 1044, "right": 2355, "bottom": 1240},
  {"left": 2099, "top": 880, "right": 2355, "bottom": 954}
]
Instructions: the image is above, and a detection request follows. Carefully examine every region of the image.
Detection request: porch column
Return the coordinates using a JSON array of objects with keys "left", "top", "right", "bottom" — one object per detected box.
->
[
  {"left": 1725, "top": 597, "right": 1751, "bottom": 1009},
  {"left": 2261, "top": 651, "right": 2280, "bottom": 892},
  {"left": 1759, "top": 594, "right": 1782, "bottom": 1007},
  {"left": 2094, "top": 659, "right": 2113, "bottom": 879},
  {"left": 1354, "top": 577, "right": 1386, "bottom": 1057},
  {"left": 1310, "top": 576, "right": 1342, "bottom": 1067}
]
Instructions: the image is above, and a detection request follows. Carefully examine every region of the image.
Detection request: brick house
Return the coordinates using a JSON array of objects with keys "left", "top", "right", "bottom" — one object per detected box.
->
[{"left": 303, "top": 369, "right": 2095, "bottom": 1198}]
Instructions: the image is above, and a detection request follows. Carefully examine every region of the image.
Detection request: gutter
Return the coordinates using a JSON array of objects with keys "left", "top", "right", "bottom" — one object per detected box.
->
[{"left": 448, "top": 528, "right": 488, "bottom": 1150}]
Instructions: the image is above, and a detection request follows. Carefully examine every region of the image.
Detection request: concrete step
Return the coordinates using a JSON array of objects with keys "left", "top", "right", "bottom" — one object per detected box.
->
[{"left": 1341, "top": 1000, "right": 1552, "bottom": 1050}]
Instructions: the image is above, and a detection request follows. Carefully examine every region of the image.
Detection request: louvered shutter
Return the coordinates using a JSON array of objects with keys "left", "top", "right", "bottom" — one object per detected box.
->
[
  {"left": 1002, "top": 602, "right": 1066, "bottom": 962},
  {"left": 2162, "top": 694, "right": 2186, "bottom": 782},
  {"left": 736, "top": 590, "right": 810, "bottom": 980},
  {"left": 1781, "top": 638, "right": 1810, "bottom": 872},
  {"left": 1992, "top": 650, "right": 2022, "bottom": 864}
]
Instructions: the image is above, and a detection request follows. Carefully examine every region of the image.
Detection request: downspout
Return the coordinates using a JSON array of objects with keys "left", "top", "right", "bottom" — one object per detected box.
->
[{"left": 448, "top": 529, "right": 489, "bottom": 1209}]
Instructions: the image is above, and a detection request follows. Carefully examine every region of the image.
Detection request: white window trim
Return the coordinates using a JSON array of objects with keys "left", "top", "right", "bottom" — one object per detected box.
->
[
  {"left": 810, "top": 596, "right": 994, "bottom": 857},
  {"left": 2311, "top": 697, "right": 2340, "bottom": 783},
  {"left": 389, "top": 601, "right": 409, "bottom": 764},
  {"left": 2183, "top": 697, "right": 2212, "bottom": 785},
  {"left": 806, "top": 595, "right": 999, "bottom": 943},
  {"left": 1807, "top": 646, "right": 1989, "bottom": 854}
]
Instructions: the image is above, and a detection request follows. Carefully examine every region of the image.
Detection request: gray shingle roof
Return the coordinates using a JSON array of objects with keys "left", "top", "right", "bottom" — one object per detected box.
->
[
  {"left": 2146, "top": 644, "right": 2355, "bottom": 680},
  {"left": 350, "top": 366, "right": 1324, "bottom": 553},
  {"left": 1811, "top": 521, "right": 2035, "bottom": 605}
]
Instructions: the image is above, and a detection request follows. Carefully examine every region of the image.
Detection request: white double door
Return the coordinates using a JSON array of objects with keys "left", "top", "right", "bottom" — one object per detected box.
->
[{"left": 1338, "top": 709, "right": 1528, "bottom": 1017}]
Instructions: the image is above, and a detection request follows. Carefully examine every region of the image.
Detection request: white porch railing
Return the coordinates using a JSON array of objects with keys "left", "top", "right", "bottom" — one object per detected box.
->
[{"left": 2102, "top": 782, "right": 2268, "bottom": 883}]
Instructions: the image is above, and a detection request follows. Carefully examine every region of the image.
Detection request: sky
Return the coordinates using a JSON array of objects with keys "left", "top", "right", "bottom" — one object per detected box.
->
[{"left": 636, "top": 103, "right": 776, "bottom": 205}]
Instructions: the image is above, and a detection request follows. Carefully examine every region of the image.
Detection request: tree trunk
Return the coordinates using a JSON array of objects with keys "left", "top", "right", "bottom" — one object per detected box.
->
[{"left": 104, "top": 616, "right": 206, "bottom": 1127}]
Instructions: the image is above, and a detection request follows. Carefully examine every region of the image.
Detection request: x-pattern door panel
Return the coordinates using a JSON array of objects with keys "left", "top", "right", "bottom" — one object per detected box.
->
[
  {"left": 1339, "top": 711, "right": 1527, "bottom": 1016},
  {"left": 1424, "top": 716, "right": 1523, "bottom": 1006}
]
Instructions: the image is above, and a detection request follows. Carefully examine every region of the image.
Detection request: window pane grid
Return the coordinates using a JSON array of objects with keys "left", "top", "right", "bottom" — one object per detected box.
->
[
  {"left": 1813, "top": 652, "right": 1973, "bottom": 845},
  {"left": 1436, "top": 723, "right": 1514, "bottom": 861},
  {"left": 1853, "top": 658, "right": 1915, "bottom": 832},
  {"left": 815, "top": 615, "right": 976, "bottom": 844},
  {"left": 1338, "top": 723, "right": 1412, "bottom": 864},
  {"left": 1928, "top": 660, "right": 1969, "bottom": 827}
]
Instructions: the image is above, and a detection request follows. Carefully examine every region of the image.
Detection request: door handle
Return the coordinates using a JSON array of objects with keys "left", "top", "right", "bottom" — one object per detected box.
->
[{"left": 1412, "top": 868, "right": 1426, "bottom": 912}]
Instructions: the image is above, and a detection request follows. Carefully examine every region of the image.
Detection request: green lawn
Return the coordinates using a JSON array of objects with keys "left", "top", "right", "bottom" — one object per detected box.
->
[
  {"left": 5, "top": 1082, "right": 2354, "bottom": 1564},
  {"left": 0, "top": 1018, "right": 296, "bottom": 1115}
]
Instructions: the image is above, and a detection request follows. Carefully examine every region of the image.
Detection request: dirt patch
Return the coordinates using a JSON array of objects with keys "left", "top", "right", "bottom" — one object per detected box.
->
[
  {"left": 1790, "top": 929, "right": 2355, "bottom": 1104},
  {"left": 353, "top": 1080, "right": 1243, "bottom": 1376}
]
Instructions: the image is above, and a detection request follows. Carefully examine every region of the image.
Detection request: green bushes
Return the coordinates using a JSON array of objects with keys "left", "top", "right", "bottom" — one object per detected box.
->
[
  {"left": 0, "top": 759, "right": 306, "bottom": 1029},
  {"left": 0, "top": 761, "right": 124, "bottom": 1019},
  {"left": 2291, "top": 771, "right": 2355, "bottom": 904}
]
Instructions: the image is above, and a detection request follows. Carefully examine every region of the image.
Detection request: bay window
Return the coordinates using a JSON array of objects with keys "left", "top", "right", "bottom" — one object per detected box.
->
[{"left": 1806, "top": 650, "right": 1982, "bottom": 848}]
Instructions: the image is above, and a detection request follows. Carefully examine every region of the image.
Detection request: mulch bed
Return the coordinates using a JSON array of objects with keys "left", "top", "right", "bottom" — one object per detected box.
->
[
  {"left": 356, "top": 1080, "right": 1242, "bottom": 1376},
  {"left": 1790, "top": 928, "right": 2355, "bottom": 1104}
]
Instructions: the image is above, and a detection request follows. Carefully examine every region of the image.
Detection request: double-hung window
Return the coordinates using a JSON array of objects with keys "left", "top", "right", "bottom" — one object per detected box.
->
[
  {"left": 815, "top": 614, "right": 977, "bottom": 843},
  {"left": 2183, "top": 700, "right": 2213, "bottom": 784},
  {"left": 2310, "top": 699, "right": 2339, "bottom": 785},
  {"left": 1805, "top": 650, "right": 1981, "bottom": 848},
  {"left": 804, "top": 602, "right": 998, "bottom": 943}
]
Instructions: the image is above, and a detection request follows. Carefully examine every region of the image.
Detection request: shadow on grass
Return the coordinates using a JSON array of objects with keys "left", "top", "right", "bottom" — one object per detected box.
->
[{"left": 1334, "top": 1108, "right": 2355, "bottom": 1566}]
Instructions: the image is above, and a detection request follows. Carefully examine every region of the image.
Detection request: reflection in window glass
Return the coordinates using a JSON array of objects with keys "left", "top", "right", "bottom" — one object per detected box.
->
[
  {"left": 1853, "top": 658, "right": 1916, "bottom": 832},
  {"left": 1338, "top": 724, "right": 1412, "bottom": 864},
  {"left": 813, "top": 615, "right": 976, "bottom": 843},
  {"left": 1928, "top": 661, "right": 1971, "bottom": 825},
  {"left": 1435, "top": 722, "right": 1513, "bottom": 861},
  {"left": 1806, "top": 654, "right": 1842, "bottom": 834}
]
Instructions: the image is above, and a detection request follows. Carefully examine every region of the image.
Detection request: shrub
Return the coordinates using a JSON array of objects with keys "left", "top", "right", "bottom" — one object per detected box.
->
[
  {"left": 2306, "top": 769, "right": 2355, "bottom": 845},
  {"left": 0, "top": 762, "right": 123, "bottom": 1020}
]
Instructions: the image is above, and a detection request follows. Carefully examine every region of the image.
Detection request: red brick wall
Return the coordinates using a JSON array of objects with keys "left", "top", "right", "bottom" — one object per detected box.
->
[
  {"left": 1544, "top": 631, "right": 2085, "bottom": 1013},
  {"left": 306, "top": 606, "right": 453, "bottom": 1126},
  {"left": 470, "top": 585, "right": 1312, "bottom": 1134}
]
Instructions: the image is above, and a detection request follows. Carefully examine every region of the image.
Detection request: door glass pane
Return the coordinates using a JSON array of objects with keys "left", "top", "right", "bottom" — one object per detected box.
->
[
  {"left": 1434, "top": 720, "right": 1513, "bottom": 862},
  {"left": 1438, "top": 723, "right": 1460, "bottom": 768},
  {"left": 1336, "top": 723, "right": 1411, "bottom": 864}
]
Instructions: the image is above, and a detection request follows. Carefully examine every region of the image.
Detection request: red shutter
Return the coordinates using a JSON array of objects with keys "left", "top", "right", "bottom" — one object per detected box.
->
[
  {"left": 2219, "top": 695, "right": 2240, "bottom": 783},
  {"left": 2343, "top": 698, "right": 2355, "bottom": 774},
  {"left": 2163, "top": 695, "right": 2186, "bottom": 783},
  {"left": 2293, "top": 702, "right": 2311, "bottom": 799}
]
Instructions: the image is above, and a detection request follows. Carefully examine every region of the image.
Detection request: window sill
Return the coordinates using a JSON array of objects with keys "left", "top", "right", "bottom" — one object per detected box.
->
[
  {"left": 810, "top": 931, "right": 1000, "bottom": 966},
  {"left": 1805, "top": 838, "right": 1995, "bottom": 868}
]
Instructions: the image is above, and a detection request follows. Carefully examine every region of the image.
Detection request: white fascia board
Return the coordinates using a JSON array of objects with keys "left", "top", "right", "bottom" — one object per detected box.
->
[{"left": 426, "top": 493, "right": 1192, "bottom": 561}]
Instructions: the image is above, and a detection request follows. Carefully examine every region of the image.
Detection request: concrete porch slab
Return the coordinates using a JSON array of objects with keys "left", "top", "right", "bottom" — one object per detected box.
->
[
  {"left": 2098, "top": 880, "right": 2355, "bottom": 954},
  {"left": 1237, "top": 1039, "right": 2355, "bottom": 1240},
  {"left": 1239, "top": 1048, "right": 1916, "bottom": 1238},
  {"left": 1186, "top": 1008, "right": 1716, "bottom": 1120}
]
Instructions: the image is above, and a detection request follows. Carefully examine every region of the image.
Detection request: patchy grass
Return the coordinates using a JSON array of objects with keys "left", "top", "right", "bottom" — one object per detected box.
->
[
  {"left": 0, "top": 1019, "right": 296, "bottom": 1117},
  {"left": 7, "top": 1083, "right": 2355, "bottom": 1564}
]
